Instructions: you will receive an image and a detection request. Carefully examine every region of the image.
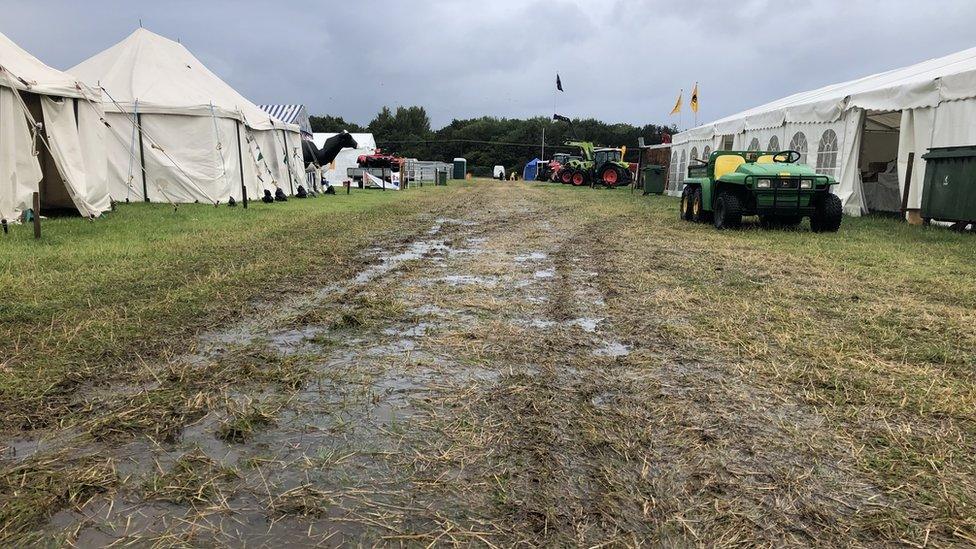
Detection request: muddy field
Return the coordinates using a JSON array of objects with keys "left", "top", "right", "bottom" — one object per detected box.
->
[{"left": 2, "top": 181, "right": 975, "bottom": 546}]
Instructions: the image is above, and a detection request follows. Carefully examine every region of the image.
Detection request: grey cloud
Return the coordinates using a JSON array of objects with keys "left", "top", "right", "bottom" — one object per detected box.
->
[{"left": 4, "top": 0, "right": 975, "bottom": 128}]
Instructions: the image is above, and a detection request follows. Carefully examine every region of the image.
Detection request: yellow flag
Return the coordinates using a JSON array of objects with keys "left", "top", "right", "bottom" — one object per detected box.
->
[
  {"left": 670, "top": 90, "right": 683, "bottom": 115},
  {"left": 691, "top": 83, "right": 700, "bottom": 114}
]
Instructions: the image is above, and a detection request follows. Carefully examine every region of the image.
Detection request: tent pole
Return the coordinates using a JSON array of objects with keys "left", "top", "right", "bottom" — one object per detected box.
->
[
  {"left": 137, "top": 112, "right": 149, "bottom": 202},
  {"left": 236, "top": 120, "right": 247, "bottom": 209},
  {"left": 282, "top": 129, "right": 294, "bottom": 195}
]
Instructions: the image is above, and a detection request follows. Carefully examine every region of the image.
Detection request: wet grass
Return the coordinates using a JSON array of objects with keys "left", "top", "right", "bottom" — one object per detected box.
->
[{"left": 0, "top": 186, "right": 455, "bottom": 432}]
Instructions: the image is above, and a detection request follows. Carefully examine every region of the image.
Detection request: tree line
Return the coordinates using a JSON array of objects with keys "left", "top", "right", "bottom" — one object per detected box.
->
[{"left": 310, "top": 106, "right": 675, "bottom": 175}]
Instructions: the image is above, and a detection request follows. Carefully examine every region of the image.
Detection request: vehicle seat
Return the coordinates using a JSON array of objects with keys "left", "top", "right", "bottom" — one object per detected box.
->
[
  {"left": 757, "top": 155, "right": 775, "bottom": 164},
  {"left": 714, "top": 155, "right": 746, "bottom": 179}
]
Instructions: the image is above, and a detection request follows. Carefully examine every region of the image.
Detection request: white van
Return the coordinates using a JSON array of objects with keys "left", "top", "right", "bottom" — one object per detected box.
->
[{"left": 493, "top": 165, "right": 506, "bottom": 180}]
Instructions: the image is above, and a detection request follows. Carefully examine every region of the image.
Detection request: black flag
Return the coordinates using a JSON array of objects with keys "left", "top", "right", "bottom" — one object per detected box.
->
[
  {"left": 556, "top": 74, "right": 563, "bottom": 92},
  {"left": 553, "top": 113, "right": 571, "bottom": 123}
]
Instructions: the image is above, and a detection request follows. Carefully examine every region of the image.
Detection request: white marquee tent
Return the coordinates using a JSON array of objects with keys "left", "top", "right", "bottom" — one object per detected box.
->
[
  {"left": 313, "top": 132, "right": 376, "bottom": 185},
  {"left": 671, "top": 46, "right": 976, "bottom": 216},
  {"left": 0, "top": 31, "right": 111, "bottom": 222},
  {"left": 71, "top": 29, "right": 304, "bottom": 205}
]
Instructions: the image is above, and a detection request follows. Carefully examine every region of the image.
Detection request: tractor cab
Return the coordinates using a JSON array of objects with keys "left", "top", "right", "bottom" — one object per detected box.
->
[
  {"left": 594, "top": 148, "right": 622, "bottom": 164},
  {"left": 681, "top": 150, "right": 843, "bottom": 232}
]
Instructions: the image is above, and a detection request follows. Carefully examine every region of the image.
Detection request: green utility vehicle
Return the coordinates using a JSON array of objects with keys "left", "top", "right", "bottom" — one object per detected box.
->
[
  {"left": 564, "top": 141, "right": 633, "bottom": 187},
  {"left": 680, "top": 150, "right": 843, "bottom": 231}
]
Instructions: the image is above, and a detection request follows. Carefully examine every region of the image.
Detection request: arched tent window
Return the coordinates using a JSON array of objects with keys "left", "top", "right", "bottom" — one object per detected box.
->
[
  {"left": 816, "top": 129, "right": 839, "bottom": 178},
  {"left": 748, "top": 138, "right": 761, "bottom": 152},
  {"left": 691, "top": 146, "right": 699, "bottom": 162},
  {"left": 670, "top": 151, "right": 678, "bottom": 187},
  {"left": 702, "top": 146, "right": 711, "bottom": 159},
  {"left": 767, "top": 135, "right": 780, "bottom": 152},
  {"left": 678, "top": 150, "right": 687, "bottom": 183},
  {"left": 789, "top": 132, "right": 809, "bottom": 165}
]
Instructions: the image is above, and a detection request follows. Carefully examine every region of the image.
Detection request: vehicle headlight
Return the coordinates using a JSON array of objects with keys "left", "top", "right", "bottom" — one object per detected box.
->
[
  {"left": 800, "top": 179, "right": 813, "bottom": 189},
  {"left": 756, "top": 178, "right": 771, "bottom": 189}
]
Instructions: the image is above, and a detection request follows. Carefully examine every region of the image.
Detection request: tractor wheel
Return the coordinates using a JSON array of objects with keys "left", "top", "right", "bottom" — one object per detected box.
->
[
  {"left": 571, "top": 170, "right": 588, "bottom": 187},
  {"left": 560, "top": 169, "right": 573, "bottom": 185},
  {"left": 691, "top": 187, "right": 706, "bottom": 223},
  {"left": 713, "top": 191, "right": 743, "bottom": 230},
  {"left": 600, "top": 166, "right": 620, "bottom": 187},
  {"left": 680, "top": 187, "right": 694, "bottom": 221},
  {"left": 809, "top": 193, "right": 843, "bottom": 233}
]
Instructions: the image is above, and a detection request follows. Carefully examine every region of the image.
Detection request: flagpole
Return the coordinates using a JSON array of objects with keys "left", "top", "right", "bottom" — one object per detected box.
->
[{"left": 542, "top": 126, "right": 545, "bottom": 160}]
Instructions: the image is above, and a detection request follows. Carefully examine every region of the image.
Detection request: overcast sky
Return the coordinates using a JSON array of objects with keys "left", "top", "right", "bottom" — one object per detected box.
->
[{"left": 5, "top": 0, "right": 976, "bottom": 129}]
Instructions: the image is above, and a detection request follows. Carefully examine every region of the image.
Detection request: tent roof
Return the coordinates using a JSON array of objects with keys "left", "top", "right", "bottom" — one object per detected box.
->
[
  {"left": 313, "top": 132, "right": 376, "bottom": 150},
  {"left": 261, "top": 104, "right": 312, "bottom": 135},
  {"left": 70, "top": 28, "right": 297, "bottom": 132},
  {"left": 677, "top": 45, "right": 976, "bottom": 143},
  {"left": 0, "top": 31, "right": 91, "bottom": 98}
]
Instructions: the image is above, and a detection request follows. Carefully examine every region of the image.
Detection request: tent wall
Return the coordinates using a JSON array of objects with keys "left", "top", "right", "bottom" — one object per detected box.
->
[
  {"left": 77, "top": 100, "right": 112, "bottom": 214},
  {"left": 139, "top": 114, "right": 229, "bottom": 204},
  {"left": 40, "top": 95, "right": 110, "bottom": 216},
  {"left": 101, "top": 112, "right": 145, "bottom": 202},
  {"left": 0, "top": 86, "right": 43, "bottom": 221},
  {"left": 252, "top": 129, "right": 292, "bottom": 196},
  {"left": 898, "top": 99, "right": 976, "bottom": 211},
  {"left": 0, "top": 86, "right": 109, "bottom": 220}
]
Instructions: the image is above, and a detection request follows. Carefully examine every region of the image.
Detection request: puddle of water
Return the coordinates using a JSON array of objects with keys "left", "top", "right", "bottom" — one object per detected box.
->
[
  {"left": 439, "top": 274, "right": 497, "bottom": 286},
  {"left": 515, "top": 251, "right": 548, "bottom": 262},
  {"left": 383, "top": 322, "right": 431, "bottom": 338},
  {"left": 354, "top": 240, "right": 450, "bottom": 284},
  {"left": 593, "top": 340, "right": 631, "bottom": 358},
  {"left": 571, "top": 317, "right": 602, "bottom": 332}
]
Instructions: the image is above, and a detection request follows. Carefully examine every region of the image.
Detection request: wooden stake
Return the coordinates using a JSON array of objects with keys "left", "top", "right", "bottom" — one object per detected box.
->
[
  {"left": 32, "top": 191, "right": 41, "bottom": 239},
  {"left": 900, "top": 152, "right": 915, "bottom": 217}
]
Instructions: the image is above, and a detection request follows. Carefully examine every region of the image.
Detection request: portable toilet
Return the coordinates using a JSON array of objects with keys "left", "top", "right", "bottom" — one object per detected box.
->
[
  {"left": 452, "top": 158, "right": 467, "bottom": 179},
  {"left": 523, "top": 158, "right": 540, "bottom": 181}
]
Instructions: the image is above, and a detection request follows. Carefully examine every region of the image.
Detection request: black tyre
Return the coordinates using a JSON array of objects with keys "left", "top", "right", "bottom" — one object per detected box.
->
[
  {"left": 691, "top": 187, "right": 706, "bottom": 223},
  {"left": 809, "top": 193, "right": 843, "bottom": 233},
  {"left": 680, "top": 187, "right": 694, "bottom": 221},
  {"left": 560, "top": 169, "right": 573, "bottom": 185},
  {"left": 713, "top": 191, "right": 743, "bottom": 230}
]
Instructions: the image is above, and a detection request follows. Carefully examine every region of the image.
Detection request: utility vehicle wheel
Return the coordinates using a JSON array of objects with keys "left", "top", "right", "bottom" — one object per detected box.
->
[
  {"left": 680, "top": 187, "right": 694, "bottom": 221},
  {"left": 691, "top": 187, "right": 706, "bottom": 223},
  {"left": 571, "top": 170, "right": 588, "bottom": 187},
  {"left": 600, "top": 166, "right": 620, "bottom": 187},
  {"left": 713, "top": 192, "right": 742, "bottom": 230},
  {"left": 560, "top": 169, "right": 573, "bottom": 185},
  {"left": 809, "top": 193, "right": 843, "bottom": 233}
]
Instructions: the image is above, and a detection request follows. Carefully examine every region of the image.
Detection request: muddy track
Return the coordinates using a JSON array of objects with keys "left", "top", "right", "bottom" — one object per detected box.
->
[{"left": 1, "top": 184, "right": 905, "bottom": 545}]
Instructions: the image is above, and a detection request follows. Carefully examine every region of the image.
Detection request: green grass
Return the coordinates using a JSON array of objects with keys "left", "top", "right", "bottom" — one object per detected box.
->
[{"left": 0, "top": 186, "right": 456, "bottom": 431}]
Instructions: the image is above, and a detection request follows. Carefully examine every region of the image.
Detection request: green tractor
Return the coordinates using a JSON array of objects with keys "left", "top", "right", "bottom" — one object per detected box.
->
[
  {"left": 680, "top": 150, "right": 843, "bottom": 231},
  {"left": 563, "top": 141, "right": 633, "bottom": 187}
]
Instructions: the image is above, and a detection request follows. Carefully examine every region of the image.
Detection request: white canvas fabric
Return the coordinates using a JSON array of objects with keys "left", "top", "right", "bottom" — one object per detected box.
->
[
  {"left": 0, "top": 86, "right": 42, "bottom": 220},
  {"left": 40, "top": 96, "right": 109, "bottom": 217},
  {"left": 71, "top": 28, "right": 301, "bottom": 204},
  {"left": 673, "top": 46, "right": 976, "bottom": 216},
  {"left": 72, "top": 29, "right": 296, "bottom": 131},
  {"left": 0, "top": 31, "right": 110, "bottom": 221}
]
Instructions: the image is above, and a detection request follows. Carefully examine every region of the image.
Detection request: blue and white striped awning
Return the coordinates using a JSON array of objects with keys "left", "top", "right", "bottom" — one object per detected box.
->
[{"left": 260, "top": 104, "right": 312, "bottom": 136}]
